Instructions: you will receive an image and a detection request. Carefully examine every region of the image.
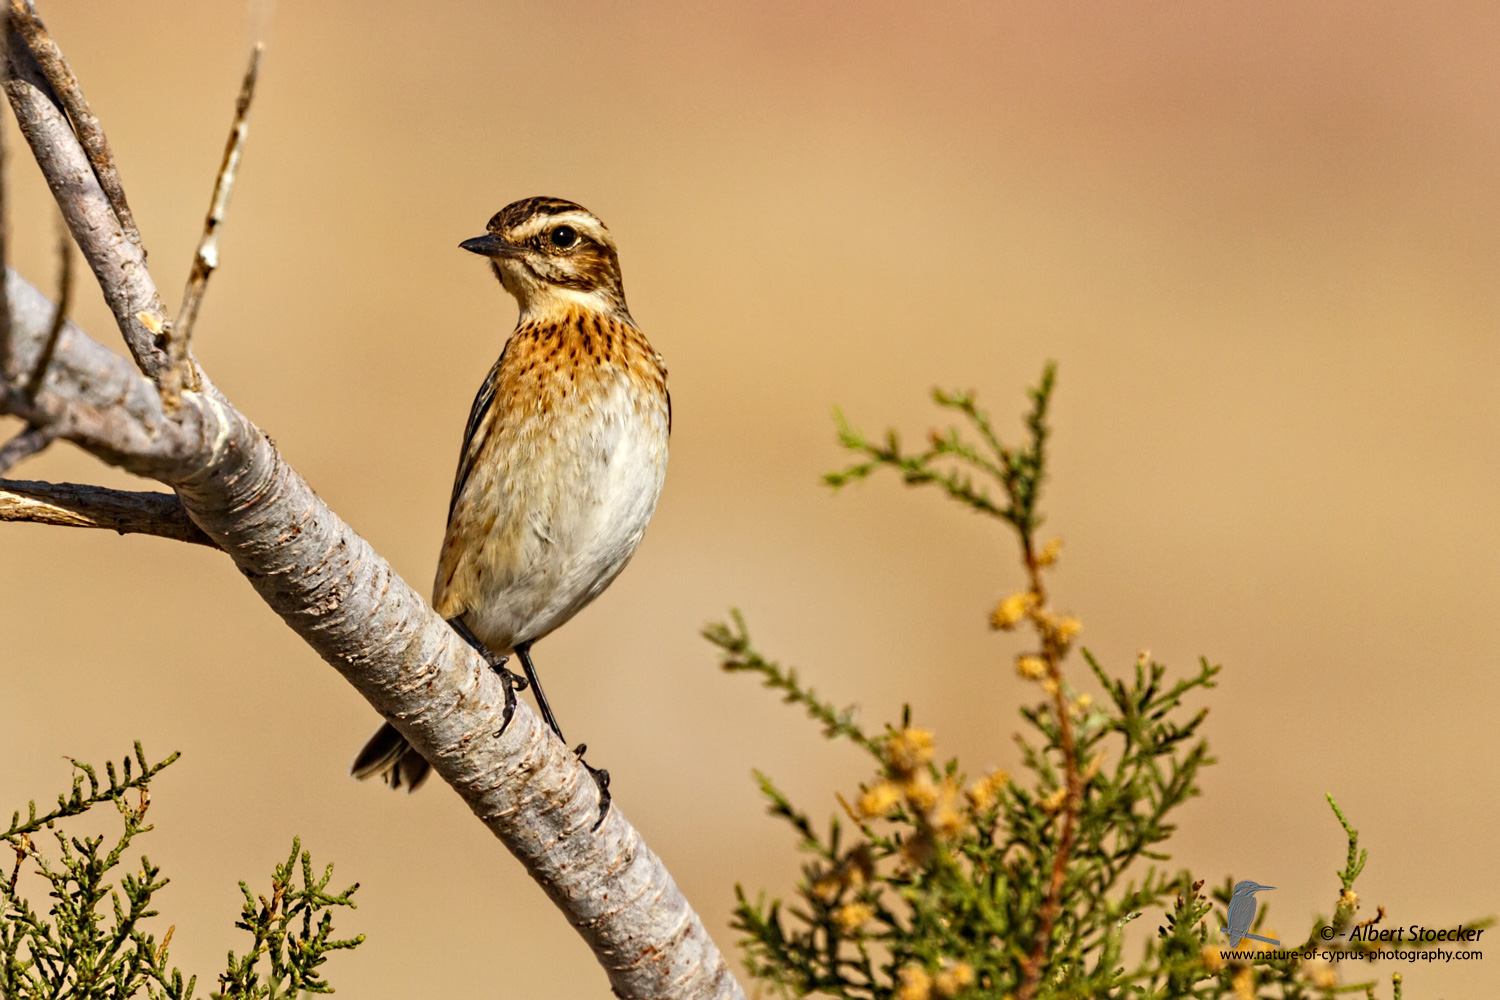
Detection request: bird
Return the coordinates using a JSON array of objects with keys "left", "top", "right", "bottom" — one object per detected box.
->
[
  {"left": 351, "top": 196, "right": 670, "bottom": 815},
  {"left": 1222, "top": 880, "right": 1279, "bottom": 947}
]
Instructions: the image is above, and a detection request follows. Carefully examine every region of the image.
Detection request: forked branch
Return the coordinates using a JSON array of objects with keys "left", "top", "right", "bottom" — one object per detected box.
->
[{"left": 6, "top": 0, "right": 142, "bottom": 253}]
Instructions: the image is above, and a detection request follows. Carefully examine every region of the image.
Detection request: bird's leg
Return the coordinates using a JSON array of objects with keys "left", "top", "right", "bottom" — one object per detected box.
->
[
  {"left": 516, "top": 642, "right": 612, "bottom": 829},
  {"left": 448, "top": 616, "right": 525, "bottom": 734},
  {"left": 515, "top": 642, "right": 564, "bottom": 741}
]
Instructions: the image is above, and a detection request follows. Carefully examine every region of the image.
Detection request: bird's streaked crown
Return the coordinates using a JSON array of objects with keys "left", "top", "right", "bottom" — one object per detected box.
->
[{"left": 461, "top": 196, "right": 628, "bottom": 319}]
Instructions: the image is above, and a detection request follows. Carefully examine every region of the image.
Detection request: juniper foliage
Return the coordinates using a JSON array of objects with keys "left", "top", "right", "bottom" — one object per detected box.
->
[
  {"left": 1, "top": 746, "right": 361, "bottom": 999},
  {"left": 708, "top": 367, "right": 1477, "bottom": 999}
]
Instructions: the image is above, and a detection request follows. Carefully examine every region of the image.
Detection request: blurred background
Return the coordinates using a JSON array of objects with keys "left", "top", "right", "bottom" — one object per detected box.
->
[{"left": 2, "top": 1, "right": 1496, "bottom": 995}]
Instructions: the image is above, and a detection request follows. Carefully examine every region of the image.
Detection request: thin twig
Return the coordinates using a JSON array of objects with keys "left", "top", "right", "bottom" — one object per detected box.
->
[
  {"left": 167, "top": 42, "right": 262, "bottom": 403},
  {"left": 0, "top": 478, "right": 217, "bottom": 546},
  {"left": 2, "top": 220, "right": 78, "bottom": 476},
  {"left": 0, "top": 422, "right": 54, "bottom": 474},
  {"left": 6, "top": 0, "right": 143, "bottom": 254},
  {"left": 175, "top": 43, "right": 260, "bottom": 346},
  {"left": 23, "top": 214, "right": 71, "bottom": 399}
]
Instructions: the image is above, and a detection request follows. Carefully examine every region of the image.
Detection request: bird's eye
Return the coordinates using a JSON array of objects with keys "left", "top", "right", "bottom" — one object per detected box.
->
[{"left": 549, "top": 226, "right": 578, "bottom": 249}]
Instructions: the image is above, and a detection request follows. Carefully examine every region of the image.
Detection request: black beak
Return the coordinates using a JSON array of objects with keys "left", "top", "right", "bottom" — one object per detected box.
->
[{"left": 460, "top": 233, "right": 518, "bottom": 258}]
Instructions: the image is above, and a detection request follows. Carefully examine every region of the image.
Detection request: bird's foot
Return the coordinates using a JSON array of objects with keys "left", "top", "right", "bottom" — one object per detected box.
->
[
  {"left": 574, "top": 743, "right": 612, "bottom": 831},
  {"left": 480, "top": 653, "right": 526, "bottom": 737},
  {"left": 447, "top": 617, "right": 530, "bottom": 736}
]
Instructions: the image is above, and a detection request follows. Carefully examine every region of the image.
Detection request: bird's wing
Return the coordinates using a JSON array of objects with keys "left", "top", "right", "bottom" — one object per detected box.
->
[
  {"left": 654, "top": 348, "right": 671, "bottom": 435},
  {"left": 447, "top": 346, "right": 508, "bottom": 521}
]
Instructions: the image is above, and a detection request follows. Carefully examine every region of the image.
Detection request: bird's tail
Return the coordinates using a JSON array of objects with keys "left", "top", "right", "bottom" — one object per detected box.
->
[{"left": 351, "top": 722, "right": 432, "bottom": 791}]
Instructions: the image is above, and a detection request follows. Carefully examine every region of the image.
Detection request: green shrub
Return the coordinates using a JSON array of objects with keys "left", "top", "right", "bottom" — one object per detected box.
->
[
  {"left": 709, "top": 367, "right": 1482, "bottom": 999},
  {"left": 1, "top": 746, "right": 360, "bottom": 999}
]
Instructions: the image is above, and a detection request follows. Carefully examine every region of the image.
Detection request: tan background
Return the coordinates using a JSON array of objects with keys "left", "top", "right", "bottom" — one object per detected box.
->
[{"left": 2, "top": 1, "right": 1496, "bottom": 995}]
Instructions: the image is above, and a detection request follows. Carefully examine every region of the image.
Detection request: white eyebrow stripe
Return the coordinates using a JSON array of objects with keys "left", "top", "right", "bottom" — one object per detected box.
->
[{"left": 508, "top": 211, "right": 608, "bottom": 244}]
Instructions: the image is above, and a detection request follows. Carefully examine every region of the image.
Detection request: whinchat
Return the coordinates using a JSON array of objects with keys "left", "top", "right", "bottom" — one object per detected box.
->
[{"left": 352, "top": 197, "right": 670, "bottom": 810}]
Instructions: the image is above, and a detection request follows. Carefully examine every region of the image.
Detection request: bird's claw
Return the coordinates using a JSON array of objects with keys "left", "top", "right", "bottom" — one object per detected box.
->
[
  {"left": 574, "top": 743, "right": 612, "bottom": 830},
  {"left": 487, "top": 654, "right": 526, "bottom": 737}
]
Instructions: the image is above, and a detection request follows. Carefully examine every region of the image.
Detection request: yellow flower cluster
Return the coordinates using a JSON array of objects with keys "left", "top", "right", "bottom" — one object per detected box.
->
[
  {"left": 862, "top": 767, "right": 966, "bottom": 840},
  {"left": 896, "top": 964, "right": 931, "bottom": 1000},
  {"left": 856, "top": 781, "right": 902, "bottom": 819},
  {"left": 882, "top": 728, "right": 966, "bottom": 839},
  {"left": 932, "top": 961, "right": 975, "bottom": 997},
  {"left": 887, "top": 727, "right": 935, "bottom": 773},
  {"left": 1200, "top": 944, "right": 1223, "bottom": 973},
  {"left": 989, "top": 590, "right": 1037, "bottom": 630},
  {"left": 851, "top": 727, "right": 986, "bottom": 870},
  {"left": 810, "top": 875, "right": 841, "bottom": 902},
  {"left": 1299, "top": 958, "right": 1338, "bottom": 989},
  {"left": 1016, "top": 655, "right": 1048, "bottom": 681},
  {"left": 834, "top": 902, "right": 874, "bottom": 934},
  {"left": 904, "top": 771, "right": 938, "bottom": 812},
  {"left": 1037, "top": 537, "right": 1063, "bottom": 567},
  {"left": 964, "top": 769, "right": 1008, "bottom": 811},
  {"left": 895, "top": 961, "right": 975, "bottom": 999},
  {"left": 1030, "top": 607, "right": 1082, "bottom": 648}
]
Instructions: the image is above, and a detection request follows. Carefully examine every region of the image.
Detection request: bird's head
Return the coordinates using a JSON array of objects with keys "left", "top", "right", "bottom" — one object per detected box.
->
[
  {"left": 1231, "top": 880, "right": 1275, "bottom": 897},
  {"left": 460, "top": 197, "right": 628, "bottom": 319}
]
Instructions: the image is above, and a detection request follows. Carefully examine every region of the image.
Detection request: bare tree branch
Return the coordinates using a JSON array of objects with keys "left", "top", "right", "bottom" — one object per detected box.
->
[
  {"left": 2, "top": 13, "right": 172, "bottom": 381},
  {"left": 172, "top": 43, "right": 261, "bottom": 367},
  {"left": 0, "top": 12, "right": 746, "bottom": 1000},
  {"left": 6, "top": 0, "right": 143, "bottom": 254},
  {"left": 0, "top": 477, "right": 214, "bottom": 545},
  {"left": 2, "top": 270, "right": 177, "bottom": 458}
]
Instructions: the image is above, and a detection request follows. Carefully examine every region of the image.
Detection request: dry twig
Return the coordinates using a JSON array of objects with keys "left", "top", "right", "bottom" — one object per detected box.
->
[
  {"left": 0, "top": 478, "right": 215, "bottom": 545},
  {"left": 167, "top": 43, "right": 263, "bottom": 402},
  {"left": 23, "top": 215, "right": 70, "bottom": 399},
  {"left": 0, "top": 217, "right": 73, "bottom": 478},
  {"left": 0, "top": 423, "right": 53, "bottom": 475}
]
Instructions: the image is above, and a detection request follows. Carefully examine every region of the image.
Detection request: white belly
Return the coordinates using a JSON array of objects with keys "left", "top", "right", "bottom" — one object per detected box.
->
[{"left": 458, "top": 376, "right": 669, "bottom": 652}]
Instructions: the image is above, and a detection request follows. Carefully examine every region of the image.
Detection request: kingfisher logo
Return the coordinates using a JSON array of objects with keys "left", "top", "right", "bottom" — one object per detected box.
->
[
  {"left": 1223, "top": 880, "right": 1280, "bottom": 948},
  {"left": 1212, "top": 875, "right": 1485, "bottom": 967}
]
